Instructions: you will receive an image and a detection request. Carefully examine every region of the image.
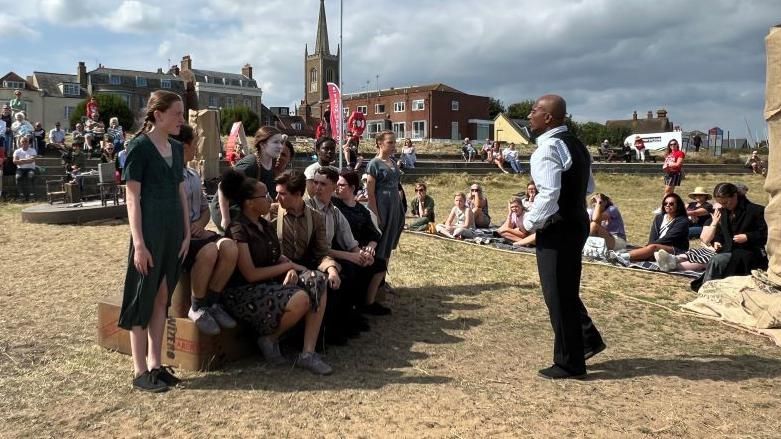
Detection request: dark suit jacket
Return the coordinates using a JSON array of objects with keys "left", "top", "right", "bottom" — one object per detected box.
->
[
  {"left": 648, "top": 214, "right": 690, "bottom": 251},
  {"left": 705, "top": 196, "right": 767, "bottom": 254}
]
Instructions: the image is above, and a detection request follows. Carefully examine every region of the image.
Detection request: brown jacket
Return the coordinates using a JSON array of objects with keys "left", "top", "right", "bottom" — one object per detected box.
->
[{"left": 269, "top": 203, "right": 339, "bottom": 273}]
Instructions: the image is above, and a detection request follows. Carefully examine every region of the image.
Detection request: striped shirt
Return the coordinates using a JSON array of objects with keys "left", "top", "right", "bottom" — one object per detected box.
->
[{"left": 523, "top": 125, "right": 594, "bottom": 232}]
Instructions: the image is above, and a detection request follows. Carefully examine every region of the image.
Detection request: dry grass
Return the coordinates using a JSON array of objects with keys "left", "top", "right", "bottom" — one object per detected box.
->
[{"left": 1, "top": 173, "right": 779, "bottom": 438}]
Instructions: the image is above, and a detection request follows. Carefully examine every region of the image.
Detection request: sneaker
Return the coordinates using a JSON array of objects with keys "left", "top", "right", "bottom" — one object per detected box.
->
[
  {"left": 606, "top": 250, "right": 629, "bottom": 267},
  {"left": 654, "top": 249, "right": 678, "bottom": 272},
  {"left": 188, "top": 306, "right": 220, "bottom": 335},
  {"left": 360, "top": 302, "right": 392, "bottom": 316},
  {"left": 257, "top": 336, "right": 286, "bottom": 366},
  {"left": 295, "top": 352, "right": 333, "bottom": 375},
  {"left": 151, "top": 366, "right": 181, "bottom": 386},
  {"left": 209, "top": 303, "right": 237, "bottom": 329},
  {"left": 132, "top": 371, "right": 169, "bottom": 393}
]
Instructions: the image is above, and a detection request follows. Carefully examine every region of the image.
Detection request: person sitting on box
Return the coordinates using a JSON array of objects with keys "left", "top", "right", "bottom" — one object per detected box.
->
[
  {"left": 220, "top": 169, "right": 332, "bottom": 375},
  {"left": 171, "top": 125, "right": 239, "bottom": 336}
]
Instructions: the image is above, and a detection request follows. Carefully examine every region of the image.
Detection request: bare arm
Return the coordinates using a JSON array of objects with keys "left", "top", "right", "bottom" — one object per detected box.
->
[
  {"left": 463, "top": 208, "right": 474, "bottom": 228},
  {"left": 126, "top": 181, "right": 145, "bottom": 248},
  {"left": 218, "top": 186, "right": 231, "bottom": 230},
  {"left": 444, "top": 208, "right": 456, "bottom": 227},
  {"left": 235, "top": 243, "right": 294, "bottom": 283},
  {"left": 367, "top": 174, "right": 378, "bottom": 218},
  {"left": 178, "top": 181, "right": 191, "bottom": 259}
]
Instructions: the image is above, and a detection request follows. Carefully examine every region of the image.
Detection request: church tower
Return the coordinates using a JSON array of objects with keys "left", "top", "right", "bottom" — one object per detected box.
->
[{"left": 302, "top": 0, "right": 339, "bottom": 120}]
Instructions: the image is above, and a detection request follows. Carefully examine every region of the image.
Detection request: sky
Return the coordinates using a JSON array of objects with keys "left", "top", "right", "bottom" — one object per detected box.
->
[{"left": 2, "top": 0, "right": 778, "bottom": 140}]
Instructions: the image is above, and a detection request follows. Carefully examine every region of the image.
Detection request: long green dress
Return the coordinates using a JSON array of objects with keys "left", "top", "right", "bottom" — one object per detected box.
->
[{"left": 118, "top": 134, "right": 185, "bottom": 330}]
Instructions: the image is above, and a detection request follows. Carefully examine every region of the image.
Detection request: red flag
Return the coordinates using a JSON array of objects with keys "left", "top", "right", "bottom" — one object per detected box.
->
[{"left": 327, "top": 82, "right": 342, "bottom": 142}]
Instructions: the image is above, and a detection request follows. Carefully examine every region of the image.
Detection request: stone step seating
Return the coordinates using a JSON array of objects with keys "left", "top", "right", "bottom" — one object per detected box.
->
[{"left": 2, "top": 156, "right": 104, "bottom": 199}]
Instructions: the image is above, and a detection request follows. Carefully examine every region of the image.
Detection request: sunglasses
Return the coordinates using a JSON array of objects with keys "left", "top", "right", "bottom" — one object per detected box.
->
[
  {"left": 336, "top": 183, "right": 348, "bottom": 187},
  {"left": 471, "top": 189, "right": 480, "bottom": 192},
  {"left": 663, "top": 202, "right": 676, "bottom": 206}
]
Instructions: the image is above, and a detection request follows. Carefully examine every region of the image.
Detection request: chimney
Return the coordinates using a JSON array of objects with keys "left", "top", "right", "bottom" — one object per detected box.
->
[
  {"left": 156, "top": 68, "right": 163, "bottom": 74},
  {"left": 77, "top": 61, "right": 87, "bottom": 88},
  {"left": 656, "top": 108, "right": 667, "bottom": 119},
  {"left": 181, "top": 55, "right": 192, "bottom": 71},
  {"left": 632, "top": 110, "right": 637, "bottom": 120},
  {"left": 241, "top": 64, "right": 253, "bottom": 79},
  {"left": 647, "top": 110, "right": 653, "bottom": 119}
]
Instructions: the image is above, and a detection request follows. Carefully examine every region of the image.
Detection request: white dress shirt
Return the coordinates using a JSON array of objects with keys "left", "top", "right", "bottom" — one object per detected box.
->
[
  {"left": 523, "top": 125, "right": 594, "bottom": 232},
  {"left": 306, "top": 197, "right": 359, "bottom": 251}
]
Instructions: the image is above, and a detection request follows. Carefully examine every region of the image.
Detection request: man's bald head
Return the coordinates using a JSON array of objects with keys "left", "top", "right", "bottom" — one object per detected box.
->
[{"left": 528, "top": 94, "right": 568, "bottom": 135}]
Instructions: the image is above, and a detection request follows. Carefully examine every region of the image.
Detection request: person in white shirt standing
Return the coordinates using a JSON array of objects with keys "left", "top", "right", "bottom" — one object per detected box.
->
[
  {"left": 12, "top": 135, "right": 37, "bottom": 201},
  {"left": 519, "top": 94, "right": 605, "bottom": 380}
]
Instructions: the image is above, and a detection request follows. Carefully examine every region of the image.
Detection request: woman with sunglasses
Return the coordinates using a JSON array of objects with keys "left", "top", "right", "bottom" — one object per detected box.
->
[
  {"left": 662, "top": 139, "right": 685, "bottom": 196},
  {"left": 609, "top": 193, "right": 689, "bottom": 263},
  {"left": 467, "top": 183, "right": 491, "bottom": 228}
]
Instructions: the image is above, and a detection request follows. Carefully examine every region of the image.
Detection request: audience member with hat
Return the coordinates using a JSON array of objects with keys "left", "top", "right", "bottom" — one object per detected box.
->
[{"left": 686, "top": 186, "right": 714, "bottom": 239}]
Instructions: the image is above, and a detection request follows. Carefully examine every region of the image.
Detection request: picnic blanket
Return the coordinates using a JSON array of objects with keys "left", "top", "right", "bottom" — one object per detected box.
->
[
  {"left": 681, "top": 271, "right": 781, "bottom": 346},
  {"left": 405, "top": 228, "right": 703, "bottom": 279}
]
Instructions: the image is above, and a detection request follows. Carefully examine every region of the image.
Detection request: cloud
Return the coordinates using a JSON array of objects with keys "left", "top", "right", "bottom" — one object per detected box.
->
[{"left": 0, "top": 13, "right": 40, "bottom": 39}]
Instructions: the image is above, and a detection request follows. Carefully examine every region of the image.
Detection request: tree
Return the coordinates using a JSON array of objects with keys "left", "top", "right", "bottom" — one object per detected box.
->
[
  {"left": 488, "top": 97, "right": 505, "bottom": 119},
  {"left": 69, "top": 94, "right": 134, "bottom": 131},
  {"left": 506, "top": 99, "right": 535, "bottom": 120},
  {"left": 220, "top": 106, "right": 260, "bottom": 136},
  {"left": 578, "top": 121, "right": 606, "bottom": 146}
]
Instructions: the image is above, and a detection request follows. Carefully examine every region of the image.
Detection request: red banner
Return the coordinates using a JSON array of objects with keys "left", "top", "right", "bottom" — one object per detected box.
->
[{"left": 327, "top": 82, "right": 342, "bottom": 143}]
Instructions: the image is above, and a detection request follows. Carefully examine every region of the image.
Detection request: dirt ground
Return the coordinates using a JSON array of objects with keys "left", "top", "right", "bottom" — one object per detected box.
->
[{"left": 1, "top": 173, "right": 779, "bottom": 438}]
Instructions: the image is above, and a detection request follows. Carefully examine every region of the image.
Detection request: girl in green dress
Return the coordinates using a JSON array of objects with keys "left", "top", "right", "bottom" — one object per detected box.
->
[{"left": 120, "top": 90, "right": 190, "bottom": 392}]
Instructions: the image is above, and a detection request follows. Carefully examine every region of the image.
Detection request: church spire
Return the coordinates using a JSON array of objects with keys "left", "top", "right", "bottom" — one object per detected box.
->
[{"left": 314, "top": 0, "right": 330, "bottom": 55}]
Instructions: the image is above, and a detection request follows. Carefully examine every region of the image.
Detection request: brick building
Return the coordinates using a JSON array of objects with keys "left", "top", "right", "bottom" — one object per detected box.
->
[
  {"left": 173, "top": 56, "right": 263, "bottom": 114},
  {"left": 86, "top": 62, "right": 187, "bottom": 113},
  {"left": 341, "top": 84, "right": 492, "bottom": 141}
]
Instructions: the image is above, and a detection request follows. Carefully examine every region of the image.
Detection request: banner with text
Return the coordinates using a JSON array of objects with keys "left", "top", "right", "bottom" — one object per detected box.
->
[{"left": 327, "top": 82, "right": 343, "bottom": 143}]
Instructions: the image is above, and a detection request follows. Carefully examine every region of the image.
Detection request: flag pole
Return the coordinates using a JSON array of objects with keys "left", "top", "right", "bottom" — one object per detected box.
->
[{"left": 338, "top": 0, "right": 344, "bottom": 170}]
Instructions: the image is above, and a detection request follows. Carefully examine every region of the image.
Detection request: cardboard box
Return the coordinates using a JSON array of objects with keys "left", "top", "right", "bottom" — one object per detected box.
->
[{"left": 97, "top": 295, "right": 255, "bottom": 371}]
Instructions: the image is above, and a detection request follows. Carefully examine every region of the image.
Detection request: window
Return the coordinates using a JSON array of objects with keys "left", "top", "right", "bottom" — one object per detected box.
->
[
  {"left": 136, "top": 77, "right": 148, "bottom": 87},
  {"left": 451, "top": 100, "right": 460, "bottom": 111},
  {"left": 64, "top": 106, "right": 75, "bottom": 119},
  {"left": 357, "top": 105, "right": 367, "bottom": 114},
  {"left": 375, "top": 104, "right": 385, "bottom": 114},
  {"left": 62, "top": 83, "right": 80, "bottom": 96},
  {"left": 110, "top": 75, "right": 121, "bottom": 85},
  {"left": 292, "top": 122, "right": 302, "bottom": 130},
  {"left": 161, "top": 79, "right": 172, "bottom": 89},
  {"left": 343, "top": 107, "right": 350, "bottom": 118},
  {"left": 208, "top": 95, "right": 217, "bottom": 107},
  {"left": 393, "top": 101, "right": 405, "bottom": 112},
  {"left": 368, "top": 121, "right": 384, "bottom": 135},
  {"left": 309, "top": 68, "right": 318, "bottom": 92},
  {"left": 325, "top": 68, "right": 334, "bottom": 84},
  {"left": 412, "top": 99, "right": 424, "bottom": 111},
  {"left": 412, "top": 121, "right": 426, "bottom": 139},
  {"left": 3, "top": 80, "right": 24, "bottom": 89},
  {"left": 243, "top": 98, "right": 251, "bottom": 108},
  {"left": 392, "top": 122, "right": 406, "bottom": 139},
  {"left": 139, "top": 95, "right": 145, "bottom": 108},
  {"left": 226, "top": 96, "right": 234, "bottom": 108}
]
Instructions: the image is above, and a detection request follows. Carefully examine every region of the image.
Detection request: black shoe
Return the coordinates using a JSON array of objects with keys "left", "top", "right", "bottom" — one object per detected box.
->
[
  {"left": 361, "top": 302, "right": 392, "bottom": 316},
  {"left": 132, "top": 371, "right": 169, "bottom": 393},
  {"left": 537, "top": 365, "right": 586, "bottom": 380},
  {"left": 584, "top": 342, "right": 607, "bottom": 361},
  {"left": 151, "top": 366, "right": 181, "bottom": 386}
]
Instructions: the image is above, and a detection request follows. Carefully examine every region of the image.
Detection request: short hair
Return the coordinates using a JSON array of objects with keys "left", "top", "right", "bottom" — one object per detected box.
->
[
  {"left": 275, "top": 170, "right": 306, "bottom": 196},
  {"left": 454, "top": 191, "right": 466, "bottom": 200},
  {"left": 415, "top": 182, "right": 427, "bottom": 191},
  {"left": 171, "top": 124, "right": 195, "bottom": 146},
  {"left": 315, "top": 136, "right": 336, "bottom": 151},
  {"left": 340, "top": 169, "right": 361, "bottom": 195},
  {"left": 315, "top": 165, "right": 339, "bottom": 183},
  {"left": 109, "top": 117, "right": 119, "bottom": 125}
]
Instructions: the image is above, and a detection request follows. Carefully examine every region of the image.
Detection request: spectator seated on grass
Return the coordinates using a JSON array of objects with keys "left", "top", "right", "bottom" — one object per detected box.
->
[
  {"left": 654, "top": 246, "right": 717, "bottom": 273},
  {"left": 12, "top": 135, "right": 37, "bottom": 201},
  {"left": 497, "top": 196, "right": 536, "bottom": 247},
  {"left": 609, "top": 193, "right": 689, "bottom": 263},
  {"left": 407, "top": 182, "right": 435, "bottom": 231},
  {"left": 436, "top": 191, "right": 475, "bottom": 239},
  {"left": 219, "top": 169, "right": 332, "bottom": 375},
  {"left": 461, "top": 137, "right": 476, "bottom": 162},
  {"left": 745, "top": 151, "right": 767, "bottom": 176},
  {"left": 686, "top": 186, "right": 714, "bottom": 239},
  {"left": 690, "top": 182, "right": 768, "bottom": 291},
  {"left": 587, "top": 192, "right": 627, "bottom": 251},
  {"left": 467, "top": 183, "right": 491, "bottom": 228}
]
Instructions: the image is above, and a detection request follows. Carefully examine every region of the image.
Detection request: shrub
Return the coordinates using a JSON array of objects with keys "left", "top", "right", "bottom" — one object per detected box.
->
[
  {"left": 220, "top": 106, "right": 259, "bottom": 136},
  {"left": 69, "top": 94, "right": 134, "bottom": 130}
]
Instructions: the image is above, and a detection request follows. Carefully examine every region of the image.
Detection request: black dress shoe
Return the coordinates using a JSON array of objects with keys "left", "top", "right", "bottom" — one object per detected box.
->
[
  {"left": 537, "top": 365, "right": 586, "bottom": 380},
  {"left": 584, "top": 342, "right": 607, "bottom": 361},
  {"left": 132, "top": 371, "right": 169, "bottom": 393}
]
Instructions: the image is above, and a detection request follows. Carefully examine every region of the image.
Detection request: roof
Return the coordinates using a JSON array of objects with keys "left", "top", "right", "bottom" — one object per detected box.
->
[
  {"left": 31, "top": 71, "right": 88, "bottom": 98},
  {"left": 190, "top": 69, "right": 258, "bottom": 88},
  {"left": 605, "top": 116, "right": 673, "bottom": 134},
  {"left": 494, "top": 113, "right": 531, "bottom": 141},
  {"left": 314, "top": 0, "right": 331, "bottom": 55},
  {"left": 89, "top": 67, "right": 182, "bottom": 80},
  {"left": 343, "top": 83, "right": 464, "bottom": 99},
  {"left": 0, "top": 72, "right": 35, "bottom": 90}
]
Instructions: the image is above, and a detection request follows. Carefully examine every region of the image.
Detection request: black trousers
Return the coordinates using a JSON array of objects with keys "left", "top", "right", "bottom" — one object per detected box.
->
[{"left": 535, "top": 217, "right": 603, "bottom": 374}]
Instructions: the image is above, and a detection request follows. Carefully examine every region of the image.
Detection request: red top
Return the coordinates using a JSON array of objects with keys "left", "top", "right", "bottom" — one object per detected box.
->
[
  {"left": 634, "top": 139, "right": 645, "bottom": 150},
  {"left": 664, "top": 149, "right": 685, "bottom": 173}
]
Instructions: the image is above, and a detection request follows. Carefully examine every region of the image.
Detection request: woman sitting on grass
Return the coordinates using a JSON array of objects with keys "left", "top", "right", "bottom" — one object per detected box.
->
[
  {"left": 610, "top": 193, "right": 689, "bottom": 263},
  {"left": 467, "top": 183, "right": 491, "bottom": 228},
  {"left": 587, "top": 192, "right": 627, "bottom": 251},
  {"left": 497, "top": 196, "right": 536, "bottom": 246},
  {"left": 436, "top": 192, "right": 475, "bottom": 239}
]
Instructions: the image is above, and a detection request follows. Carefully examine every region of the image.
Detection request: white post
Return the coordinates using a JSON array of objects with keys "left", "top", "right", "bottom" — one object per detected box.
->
[{"left": 338, "top": 0, "right": 344, "bottom": 170}]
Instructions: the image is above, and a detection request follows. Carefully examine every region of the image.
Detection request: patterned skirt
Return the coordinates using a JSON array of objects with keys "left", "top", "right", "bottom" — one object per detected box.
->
[
  {"left": 685, "top": 247, "right": 716, "bottom": 265},
  {"left": 222, "top": 282, "right": 300, "bottom": 336}
]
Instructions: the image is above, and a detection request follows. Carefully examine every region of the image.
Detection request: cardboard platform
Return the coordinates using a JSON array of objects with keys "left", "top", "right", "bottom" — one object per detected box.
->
[
  {"left": 21, "top": 201, "right": 127, "bottom": 224},
  {"left": 97, "top": 294, "right": 255, "bottom": 371}
]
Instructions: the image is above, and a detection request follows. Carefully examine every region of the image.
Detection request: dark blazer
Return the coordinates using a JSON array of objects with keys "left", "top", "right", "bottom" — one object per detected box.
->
[
  {"left": 648, "top": 214, "right": 690, "bottom": 251},
  {"left": 704, "top": 196, "right": 767, "bottom": 254}
]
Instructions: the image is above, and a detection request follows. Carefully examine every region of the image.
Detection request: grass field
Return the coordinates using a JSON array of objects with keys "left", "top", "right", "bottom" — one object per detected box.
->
[{"left": 1, "top": 172, "right": 778, "bottom": 438}]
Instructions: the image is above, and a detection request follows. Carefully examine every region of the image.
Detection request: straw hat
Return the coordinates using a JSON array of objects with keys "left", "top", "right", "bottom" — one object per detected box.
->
[{"left": 688, "top": 186, "right": 711, "bottom": 200}]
